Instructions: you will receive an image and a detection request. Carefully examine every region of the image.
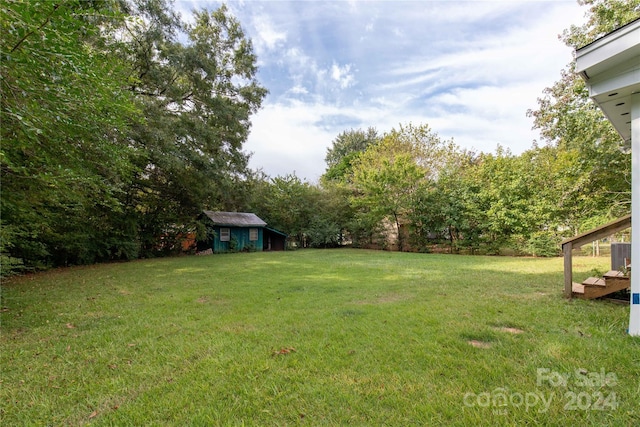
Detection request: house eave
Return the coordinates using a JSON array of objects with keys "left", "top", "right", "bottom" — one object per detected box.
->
[{"left": 575, "top": 18, "right": 640, "bottom": 144}]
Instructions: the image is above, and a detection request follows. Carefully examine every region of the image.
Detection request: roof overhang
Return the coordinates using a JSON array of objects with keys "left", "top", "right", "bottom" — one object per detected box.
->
[
  {"left": 575, "top": 18, "right": 640, "bottom": 145},
  {"left": 264, "top": 227, "right": 288, "bottom": 237}
]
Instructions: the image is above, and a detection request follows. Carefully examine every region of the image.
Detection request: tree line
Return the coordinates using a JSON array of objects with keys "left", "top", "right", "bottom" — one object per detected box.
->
[
  {"left": 1, "top": 0, "right": 267, "bottom": 274},
  {"left": 246, "top": 0, "right": 637, "bottom": 255},
  {"left": 1, "top": 0, "right": 637, "bottom": 275}
]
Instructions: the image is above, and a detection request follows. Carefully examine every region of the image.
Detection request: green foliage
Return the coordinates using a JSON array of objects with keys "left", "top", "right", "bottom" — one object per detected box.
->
[
  {"left": 1, "top": 0, "right": 141, "bottom": 270},
  {"left": 350, "top": 123, "right": 451, "bottom": 251},
  {"left": 120, "top": 1, "right": 267, "bottom": 257},
  {"left": 0, "top": 222, "right": 24, "bottom": 276},
  {"left": 527, "top": 0, "right": 637, "bottom": 227},
  {"left": 1, "top": 0, "right": 266, "bottom": 271},
  {"left": 347, "top": 211, "right": 389, "bottom": 249},
  {"left": 249, "top": 174, "right": 315, "bottom": 245},
  {"left": 562, "top": 0, "right": 640, "bottom": 49},
  {"left": 408, "top": 150, "right": 481, "bottom": 253},
  {"left": 228, "top": 235, "right": 238, "bottom": 252},
  {"left": 306, "top": 216, "right": 341, "bottom": 248},
  {"left": 2, "top": 0, "right": 636, "bottom": 271},
  {"left": 324, "top": 127, "right": 380, "bottom": 171},
  {"left": 524, "top": 231, "right": 561, "bottom": 257},
  {"left": 322, "top": 151, "right": 362, "bottom": 183}
]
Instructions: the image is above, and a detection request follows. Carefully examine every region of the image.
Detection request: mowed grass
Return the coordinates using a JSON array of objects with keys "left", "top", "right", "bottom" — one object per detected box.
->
[{"left": 1, "top": 249, "right": 639, "bottom": 426}]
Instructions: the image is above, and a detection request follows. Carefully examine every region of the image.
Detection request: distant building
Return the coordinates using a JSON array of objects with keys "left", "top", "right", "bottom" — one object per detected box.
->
[{"left": 198, "top": 211, "right": 287, "bottom": 253}]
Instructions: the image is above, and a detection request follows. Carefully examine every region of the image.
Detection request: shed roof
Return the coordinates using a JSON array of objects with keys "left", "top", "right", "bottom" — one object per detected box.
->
[{"left": 202, "top": 211, "right": 267, "bottom": 227}]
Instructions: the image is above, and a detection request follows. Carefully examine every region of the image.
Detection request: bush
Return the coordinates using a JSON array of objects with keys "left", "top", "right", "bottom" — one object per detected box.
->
[
  {"left": 306, "top": 217, "right": 341, "bottom": 248},
  {"left": 0, "top": 253, "right": 24, "bottom": 277},
  {"left": 525, "top": 231, "right": 560, "bottom": 257},
  {"left": 1, "top": 223, "right": 25, "bottom": 276}
]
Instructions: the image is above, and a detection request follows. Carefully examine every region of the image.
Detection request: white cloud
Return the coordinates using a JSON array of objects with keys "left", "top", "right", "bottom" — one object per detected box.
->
[
  {"left": 245, "top": 102, "right": 338, "bottom": 181},
  {"left": 330, "top": 62, "right": 356, "bottom": 89},
  {"left": 183, "top": 0, "right": 588, "bottom": 181},
  {"left": 288, "top": 85, "right": 309, "bottom": 95},
  {"left": 251, "top": 13, "right": 287, "bottom": 52}
]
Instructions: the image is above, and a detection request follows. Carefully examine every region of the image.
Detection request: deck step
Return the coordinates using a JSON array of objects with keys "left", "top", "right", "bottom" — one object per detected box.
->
[
  {"left": 572, "top": 282, "right": 585, "bottom": 296},
  {"left": 582, "top": 277, "right": 606, "bottom": 287},
  {"left": 603, "top": 270, "right": 628, "bottom": 279},
  {"left": 572, "top": 272, "right": 631, "bottom": 300}
]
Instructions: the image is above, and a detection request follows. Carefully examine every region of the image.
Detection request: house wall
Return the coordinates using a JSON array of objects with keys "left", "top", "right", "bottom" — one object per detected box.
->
[{"left": 212, "top": 226, "right": 263, "bottom": 253}]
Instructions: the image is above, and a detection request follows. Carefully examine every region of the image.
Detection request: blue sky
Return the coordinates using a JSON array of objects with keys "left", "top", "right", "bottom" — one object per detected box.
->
[{"left": 175, "top": 1, "right": 587, "bottom": 181}]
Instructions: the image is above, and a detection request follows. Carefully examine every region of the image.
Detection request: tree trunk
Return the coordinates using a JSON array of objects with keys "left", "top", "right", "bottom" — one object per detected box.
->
[
  {"left": 448, "top": 226, "right": 454, "bottom": 254},
  {"left": 393, "top": 213, "right": 402, "bottom": 252}
]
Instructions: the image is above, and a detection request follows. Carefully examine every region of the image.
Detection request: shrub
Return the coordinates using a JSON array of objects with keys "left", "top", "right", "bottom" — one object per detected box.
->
[{"left": 525, "top": 231, "right": 560, "bottom": 257}]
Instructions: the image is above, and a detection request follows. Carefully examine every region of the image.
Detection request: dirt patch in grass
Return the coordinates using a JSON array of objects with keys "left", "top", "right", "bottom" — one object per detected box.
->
[
  {"left": 220, "top": 323, "right": 257, "bottom": 333},
  {"left": 496, "top": 327, "right": 525, "bottom": 334},
  {"left": 468, "top": 340, "right": 492, "bottom": 349}
]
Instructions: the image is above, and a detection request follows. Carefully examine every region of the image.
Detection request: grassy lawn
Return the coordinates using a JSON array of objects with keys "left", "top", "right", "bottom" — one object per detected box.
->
[{"left": 1, "top": 249, "right": 638, "bottom": 425}]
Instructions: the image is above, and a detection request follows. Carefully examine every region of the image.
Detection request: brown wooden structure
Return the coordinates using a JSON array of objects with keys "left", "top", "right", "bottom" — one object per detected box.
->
[{"left": 561, "top": 215, "right": 631, "bottom": 298}]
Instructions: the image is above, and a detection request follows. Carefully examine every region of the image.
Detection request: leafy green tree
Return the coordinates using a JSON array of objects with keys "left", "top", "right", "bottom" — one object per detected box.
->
[
  {"left": 1, "top": 0, "right": 267, "bottom": 270},
  {"left": 353, "top": 147, "right": 423, "bottom": 251},
  {"left": 1, "top": 0, "right": 140, "bottom": 269},
  {"left": 118, "top": 0, "right": 267, "bottom": 256},
  {"left": 408, "top": 150, "right": 480, "bottom": 253},
  {"left": 247, "top": 172, "right": 353, "bottom": 248},
  {"left": 249, "top": 174, "right": 316, "bottom": 246},
  {"left": 527, "top": 0, "right": 638, "bottom": 229},
  {"left": 459, "top": 147, "right": 566, "bottom": 254},
  {"left": 315, "top": 181, "right": 357, "bottom": 246},
  {"left": 475, "top": 149, "right": 534, "bottom": 251},
  {"left": 408, "top": 143, "right": 571, "bottom": 256},
  {"left": 325, "top": 127, "right": 380, "bottom": 168},
  {"left": 306, "top": 216, "right": 342, "bottom": 248},
  {"left": 351, "top": 123, "right": 449, "bottom": 251},
  {"left": 323, "top": 127, "right": 380, "bottom": 183}
]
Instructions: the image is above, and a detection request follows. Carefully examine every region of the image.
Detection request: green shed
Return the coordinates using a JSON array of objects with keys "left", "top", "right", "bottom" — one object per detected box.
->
[{"left": 200, "top": 211, "right": 267, "bottom": 253}]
